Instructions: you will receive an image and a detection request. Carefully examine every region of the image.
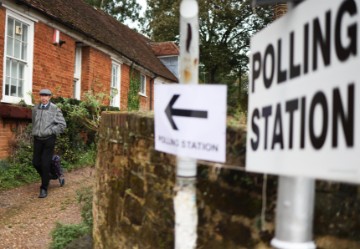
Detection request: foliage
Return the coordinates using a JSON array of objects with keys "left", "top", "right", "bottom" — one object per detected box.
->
[
  {"left": 0, "top": 159, "right": 38, "bottom": 190},
  {"left": 53, "top": 91, "right": 109, "bottom": 133},
  {"left": 8, "top": 124, "right": 34, "bottom": 166},
  {"left": 50, "top": 187, "right": 93, "bottom": 249},
  {"left": 50, "top": 223, "right": 90, "bottom": 249},
  {"left": 144, "top": 0, "right": 272, "bottom": 81},
  {"left": 84, "top": 0, "right": 142, "bottom": 23},
  {"left": 77, "top": 187, "right": 94, "bottom": 228},
  {"left": 0, "top": 125, "right": 38, "bottom": 189},
  {"left": 142, "top": 0, "right": 179, "bottom": 41},
  {"left": 143, "top": 0, "right": 273, "bottom": 113},
  {"left": 227, "top": 73, "right": 249, "bottom": 116},
  {"left": 127, "top": 68, "right": 141, "bottom": 111}
]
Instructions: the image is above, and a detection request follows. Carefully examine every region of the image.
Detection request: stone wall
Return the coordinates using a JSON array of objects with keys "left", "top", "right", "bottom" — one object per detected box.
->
[{"left": 93, "top": 112, "right": 360, "bottom": 249}]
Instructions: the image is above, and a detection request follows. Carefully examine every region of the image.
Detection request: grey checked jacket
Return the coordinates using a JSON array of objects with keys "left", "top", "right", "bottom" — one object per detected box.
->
[{"left": 32, "top": 102, "right": 66, "bottom": 138}]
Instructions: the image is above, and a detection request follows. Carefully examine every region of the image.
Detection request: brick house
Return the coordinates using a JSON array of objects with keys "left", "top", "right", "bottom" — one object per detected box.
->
[{"left": 0, "top": 0, "right": 179, "bottom": 159}]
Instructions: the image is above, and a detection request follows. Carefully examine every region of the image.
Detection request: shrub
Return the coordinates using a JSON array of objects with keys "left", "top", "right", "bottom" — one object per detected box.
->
[
  {"left": 50, "top": 223, "right": 90, "bottom": 249},
  {"left": 50, "top": 186, "right": 93, "bottom": 249},
  {"left": 77, "top": 187, "right": 93, "bottom": 228}
]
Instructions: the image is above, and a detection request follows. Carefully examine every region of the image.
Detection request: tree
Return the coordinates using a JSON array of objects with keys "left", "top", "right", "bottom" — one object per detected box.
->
[
  {"left": 143, "top": 0, "right": 273, "bottom": 114},
  {"left": 142, "top": 0, "right": 180, "bottom": 41},
  {"left": 84, "top": 0, "right": 142, "bottom": 23}
]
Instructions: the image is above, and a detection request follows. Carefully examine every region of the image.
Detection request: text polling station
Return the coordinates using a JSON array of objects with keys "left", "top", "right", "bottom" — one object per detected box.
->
[{"left": 246, "top": 0, "right": 360, "bottom": 183}]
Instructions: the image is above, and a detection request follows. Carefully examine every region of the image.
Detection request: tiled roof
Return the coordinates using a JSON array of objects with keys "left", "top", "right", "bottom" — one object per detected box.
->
[
  {"left": 150, "top": 42, "right": 180, "bottom": 57},
  {"left": 16, "top": 0, "right": 178, "bottom": 82}
]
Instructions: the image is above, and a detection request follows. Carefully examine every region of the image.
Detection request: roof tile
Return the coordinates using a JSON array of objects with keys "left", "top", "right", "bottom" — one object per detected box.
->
[{"left": 17, "top": 0, "right": 178, "bottom": 82}]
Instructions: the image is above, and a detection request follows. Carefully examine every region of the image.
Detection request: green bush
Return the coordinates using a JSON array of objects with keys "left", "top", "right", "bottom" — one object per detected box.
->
[
  {"left": 128, "top": 69, "right": 140, "bottom": 111},
  {"left": 50, "top": 186, "right": 93, "bottom": 249},
  {"left": 77, "top": 187, "right": 93, "bottom": 228},
  {"left": 50, "top": 223, "right": 90, "bottom": 249},
  {"left": 0, "top": 159, "right": 38, "bottom": 190}
]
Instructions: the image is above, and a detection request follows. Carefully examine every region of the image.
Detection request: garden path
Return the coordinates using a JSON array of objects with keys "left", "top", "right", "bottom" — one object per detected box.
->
[{"left": 0, "top": 166, "right": 94, "bottom": 249}]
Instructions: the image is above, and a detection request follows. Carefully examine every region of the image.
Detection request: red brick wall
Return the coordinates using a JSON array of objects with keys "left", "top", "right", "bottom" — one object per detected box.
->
[
  {"left": 81, "top": 46, "right": 111, "bottom": 104},
  {"left": 0, "top": 119, "right": 30, "bottom": 159},
  {"left": 33, "top": 22, "right": 76, "bottom": 99}
]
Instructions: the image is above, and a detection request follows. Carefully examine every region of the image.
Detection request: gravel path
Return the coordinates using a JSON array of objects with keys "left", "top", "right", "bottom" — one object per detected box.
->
[{"left": 0, "top": 167, "right": 94, "bottom": 249}]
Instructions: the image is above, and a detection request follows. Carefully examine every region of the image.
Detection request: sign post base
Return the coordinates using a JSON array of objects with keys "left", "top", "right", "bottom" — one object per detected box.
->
[{"left": 271, "top": 239, "right": 316, "bottom": 249}]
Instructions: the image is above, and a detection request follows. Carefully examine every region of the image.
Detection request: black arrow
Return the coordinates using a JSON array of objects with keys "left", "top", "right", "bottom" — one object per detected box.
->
[{"left": 165, "top": 94, "right": 208, "bottom": 130}]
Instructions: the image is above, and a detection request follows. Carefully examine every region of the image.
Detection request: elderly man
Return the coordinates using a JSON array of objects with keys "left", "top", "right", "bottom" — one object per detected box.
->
[{"left": 32, "top": 89, "right": 66, "bottom": 198}]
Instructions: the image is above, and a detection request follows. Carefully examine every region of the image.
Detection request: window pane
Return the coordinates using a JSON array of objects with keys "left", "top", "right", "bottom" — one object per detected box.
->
[
  {"left": 18, "top": 63, "right": 24, "bottom": 79},
  {"left": 11, "top": 79, "right": 17, "bottom": 96},
  {"left": 14, "top": 40, "right": 21, "bottom": 59},
  {"left": 21, "top": 43, "right": 27, "bottom": 60},
  {"left": 22, "top": 24, "right": 28, "bottom": 42},
  {"left": 140, "top": 75, "right": 145, "bottom": 94},
  {"left": 6, "top": 59, "right": 10, "bottom": 76},
  {"left": 15, "top": 20, "right": 22, "bottom": 39},
  {"left": 5, "top": 77, "right": 10, "bottom": 95},
  {"left": 18, "top": 80, "right": 23, "bottom": 97},
  {"left": 11, "top": 61, "right": 17, "bottom": 78},
  {"left": 6, "top": 37, "right": 13, "bottom": 56},
  {"left": 7, "top": 18, "right": 14, "bottom": 37}
]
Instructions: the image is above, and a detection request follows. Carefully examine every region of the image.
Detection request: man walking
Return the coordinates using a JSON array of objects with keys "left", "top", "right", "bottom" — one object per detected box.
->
[{"left": 32, "top": 89, "right": 66, "bottom": 198}]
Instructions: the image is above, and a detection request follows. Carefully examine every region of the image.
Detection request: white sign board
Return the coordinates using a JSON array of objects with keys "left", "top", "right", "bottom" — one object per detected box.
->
[
  {"left": 246, "top": 0, "right": 360, "bottom": 183},
  {"left": 155, "top": 84, "right": 227, "bottom": 162}
]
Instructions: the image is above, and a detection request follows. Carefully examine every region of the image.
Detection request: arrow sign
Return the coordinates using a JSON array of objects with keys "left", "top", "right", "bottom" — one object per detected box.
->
[
  {"left": 154, "top": 84, "right": 227, "bottom": 162},
  {"left": 165, "top": 94, "right": 208, "bottom": 130}
]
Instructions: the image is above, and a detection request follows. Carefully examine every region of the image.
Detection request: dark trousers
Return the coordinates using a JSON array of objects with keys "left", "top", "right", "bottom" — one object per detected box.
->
[{"left": 32, "top": 135, "right": 56, "bottom": 190}]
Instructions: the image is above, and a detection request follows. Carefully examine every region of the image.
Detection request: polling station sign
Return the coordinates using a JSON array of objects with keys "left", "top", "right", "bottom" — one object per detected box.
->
[
  {"left": 246, "top": 0, "right": 360, "bottom": 183},
  {"left": 154, "top": 84, "right": 227, "bottom": 163}
]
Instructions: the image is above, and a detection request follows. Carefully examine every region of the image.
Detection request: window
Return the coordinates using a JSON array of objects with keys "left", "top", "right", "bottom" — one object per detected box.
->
[
  {"left": 110, "top": 62, "right": 120, "bottom": 108},
  {"left": 139, "top": 74, "right": 146, "bottom": 96},
  {"left": 73, "top": 45, "right": 82, "bottom": 100},
  {"left": 2, "top": 11, "right": 34, "bottom": 104}
]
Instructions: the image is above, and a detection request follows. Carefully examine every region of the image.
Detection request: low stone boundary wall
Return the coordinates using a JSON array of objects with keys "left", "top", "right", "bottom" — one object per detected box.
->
[{"left": 93, "top": 112, "right": 360, "bottom": 249}]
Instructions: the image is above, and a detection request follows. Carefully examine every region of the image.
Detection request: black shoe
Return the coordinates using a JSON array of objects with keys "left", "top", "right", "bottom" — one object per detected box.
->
[
  {"left": 38, "top": 188, "right": 47, "bottom": 198},
  {"left": 59, "top": 177, "right": 65, "bottom": 187}
]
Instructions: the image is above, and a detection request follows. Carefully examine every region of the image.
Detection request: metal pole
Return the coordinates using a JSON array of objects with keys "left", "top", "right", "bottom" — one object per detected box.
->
[
  {"left": 270, "top": 3, "right": 316, "bottom": 249},
  {"left": 271, "top": 176, "right": 316, "bottom": 249},
  {"left": 174, "top": 1, "right": 199, "bottom": 249},
  {"left": 270, "top": 3, "right": 315, "bottom": 249}
]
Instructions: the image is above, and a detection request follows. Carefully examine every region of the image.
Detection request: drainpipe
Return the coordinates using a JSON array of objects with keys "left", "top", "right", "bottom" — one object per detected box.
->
[{"left": 174, "top": 1, "right": 199, "bottom": 249}]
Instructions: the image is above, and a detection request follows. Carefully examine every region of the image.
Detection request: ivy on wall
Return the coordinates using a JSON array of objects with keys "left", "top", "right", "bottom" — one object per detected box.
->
[{"left": 127, "top": 67, "right": 140, "bottom": 111}]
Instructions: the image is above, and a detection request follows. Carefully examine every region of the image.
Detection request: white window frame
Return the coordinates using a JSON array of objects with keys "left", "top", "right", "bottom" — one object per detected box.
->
[
  {"left": 74, "top": 45, "right": 82, "bottom": 100},
  {"left": 139, "top": 74, "right": 146, "bottom": 96},
  {"left": 2, "top": 10, "right": 34, "bottom": 105},
  {"left": 110, "top": 62, "right": 121, "bottom": 108}
]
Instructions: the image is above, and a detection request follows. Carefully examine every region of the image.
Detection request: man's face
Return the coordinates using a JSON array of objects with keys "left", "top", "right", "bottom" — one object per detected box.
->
[{"left": 40, "top": 95, "right": 51, "bottom": 105}]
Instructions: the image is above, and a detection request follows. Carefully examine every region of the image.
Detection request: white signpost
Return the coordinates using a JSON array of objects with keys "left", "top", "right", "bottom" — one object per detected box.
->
[
  {"left": 247, "top": 0, "right": 360, "bottom": 248},
  {"left": 155, "top": 84, "right": 227, "bottom": 163},
  {"left": 247, "top": 0, "right": 360, "bottom": 184}
]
